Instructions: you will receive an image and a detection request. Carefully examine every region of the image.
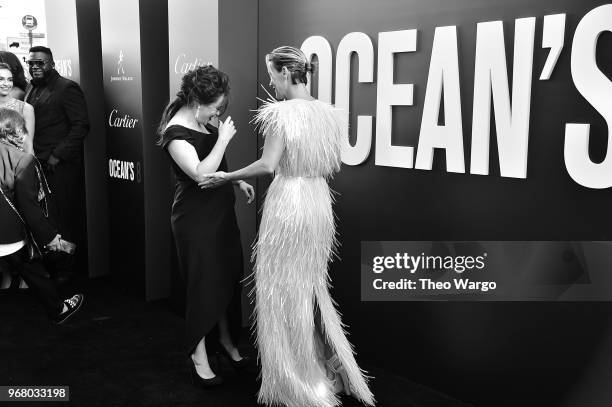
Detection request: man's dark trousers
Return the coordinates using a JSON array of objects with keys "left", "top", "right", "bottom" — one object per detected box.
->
[{"left": 0, "top": 247, "right": 63, "bottom": 317}]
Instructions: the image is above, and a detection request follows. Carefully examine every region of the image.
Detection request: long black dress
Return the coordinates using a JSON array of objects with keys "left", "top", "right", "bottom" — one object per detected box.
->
[{"left": 161, "top": 124, "right": 243, "bottom": 354}]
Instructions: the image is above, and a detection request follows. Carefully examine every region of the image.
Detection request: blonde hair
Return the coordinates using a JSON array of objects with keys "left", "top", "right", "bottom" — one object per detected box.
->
[
  {"left": 0, "top": 108, "right": 26, "bottom": 141},
  {"left": 266, "top": 46, "right": 315, "bottom": 85}
]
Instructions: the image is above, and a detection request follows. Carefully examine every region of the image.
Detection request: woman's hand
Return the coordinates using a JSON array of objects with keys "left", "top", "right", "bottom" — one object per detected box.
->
[
  {"left": 45, "top": 234, "right": 62, "bottom": 252},
  {"left": 198, "top": 171, "right": 229, "bottom": 189},
  {"left": 218, "top": 116, "right": 236, "bottom": 143},
  {"left": 236, "top": 181, "right": 255, "bottom": 204}
]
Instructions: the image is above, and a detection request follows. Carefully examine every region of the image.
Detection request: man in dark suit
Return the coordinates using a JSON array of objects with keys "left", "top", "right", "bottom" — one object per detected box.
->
[
  {"left": 0, "top": 108, "right": 83, "bottom": 323},
  {"left": 25, "top": 46, "right": 89, "bottom": 280}
]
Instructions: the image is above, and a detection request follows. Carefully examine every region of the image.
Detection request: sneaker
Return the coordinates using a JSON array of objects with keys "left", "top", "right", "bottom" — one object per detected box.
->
[{"left": 54, "top": 293, "right": 84, "bottom": 325}]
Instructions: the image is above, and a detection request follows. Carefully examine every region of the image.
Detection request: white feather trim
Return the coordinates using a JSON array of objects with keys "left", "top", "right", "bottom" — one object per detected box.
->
[
  {"left": 253, "top": 99, "right": 343, "bottom": 178},
  {"left": 251, "top": 99, "right": 375, "bottom": 407}
]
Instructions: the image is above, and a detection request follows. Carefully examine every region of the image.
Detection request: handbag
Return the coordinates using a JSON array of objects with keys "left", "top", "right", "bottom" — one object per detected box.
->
[{"left": 0, "top": 184, "right": 43, "bottom": 262}]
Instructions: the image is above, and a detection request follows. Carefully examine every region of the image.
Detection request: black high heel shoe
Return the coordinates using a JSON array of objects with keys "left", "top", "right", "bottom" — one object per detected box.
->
[
  {"left": 219, "top": 346, "right": 252, "bottom": 370},
  {"left": 189, "top": 358, "right": 224, "bottom": 388}
]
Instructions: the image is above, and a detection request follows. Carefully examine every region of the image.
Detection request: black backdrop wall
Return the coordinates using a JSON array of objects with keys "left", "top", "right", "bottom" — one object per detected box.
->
[
  {"left": 258, "top": 0, "right": 612, "bottom": 405},
  {"left": 167, "top": 0, "right": 259, "bottom": 321},
  {"left": 218, "top": 0, "right": 259, "bottom": 323},
  {"left": 99, "top": 0, "right": 172, "bottom": 300},
  {"left": 45, "top": 0, "right": 110, "bottom": 278},
  {"left": 46, "top": 0, "right": 259, "bottom": 303},
  {"left": 41, "top": 0, "right": 612, "bottom": 404},
  {"left": 75, "top": 0, "right": 109, "bottom": 280}
]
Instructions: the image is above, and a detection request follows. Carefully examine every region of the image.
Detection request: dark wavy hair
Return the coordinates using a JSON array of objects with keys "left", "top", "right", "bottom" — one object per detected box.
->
[
  {"left": 266, "top": 46, "right": 316, "bottom": 86},
  {"left": 157, "top": 65, "right": 230, "bottom": 142},
  {"left": 0, "top": 52, "right": 27, "bottom": 92},
  {"left": 0, "top": 108, "right": 27, "bottom": 142}
]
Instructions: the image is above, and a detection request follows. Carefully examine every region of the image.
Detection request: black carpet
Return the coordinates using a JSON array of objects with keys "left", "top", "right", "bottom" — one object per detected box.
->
[{"left": 0, "top": 276, "right": 471, "bottom": 407}]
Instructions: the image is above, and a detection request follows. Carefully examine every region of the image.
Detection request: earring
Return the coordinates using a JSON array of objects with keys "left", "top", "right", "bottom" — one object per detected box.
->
[{"left": 195, "top": 105, "right": 201, "bottom": 122}]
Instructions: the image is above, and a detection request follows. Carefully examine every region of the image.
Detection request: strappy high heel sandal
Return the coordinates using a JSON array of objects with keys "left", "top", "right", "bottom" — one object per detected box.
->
[{"left": 326, "top": 354, "right": 351, "bottom": 396}]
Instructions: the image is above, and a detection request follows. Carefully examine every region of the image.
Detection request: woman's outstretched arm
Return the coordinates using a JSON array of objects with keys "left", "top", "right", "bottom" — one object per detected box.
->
[
  {"left": 198, "top": 131, "right": 284, "bottom": 188},
  {"left": 227, "top": 132, "right": 284, "bottom": 180}
]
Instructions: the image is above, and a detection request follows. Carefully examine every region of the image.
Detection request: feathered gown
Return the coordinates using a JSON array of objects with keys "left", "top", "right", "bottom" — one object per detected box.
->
[{"left": 253, "top": 99, "right": 375, "bottom": 407}]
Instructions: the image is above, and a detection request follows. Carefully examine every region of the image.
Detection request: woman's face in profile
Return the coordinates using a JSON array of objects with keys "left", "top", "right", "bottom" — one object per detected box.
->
[
  {"left": 197, "top": 94, "right": 226, "bottom": 125},
  {"left": 0, "top": 68, "right": 14, "bottom": 96},
  {"left": 266, "top": 59, "right": 285, "bottom": 99}
]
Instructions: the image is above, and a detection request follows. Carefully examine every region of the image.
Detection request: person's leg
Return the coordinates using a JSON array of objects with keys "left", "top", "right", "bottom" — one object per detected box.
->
[
  {"left": 1, "top": 248, "right": 63, "bottom": 318},
  {"left": 44, "top": 161, "right": 85, "bottom": 276},
  {"left": 191, "top": 336, "right": 217, "bottom": 379},
  {"left": 313, "top": 301, "right": 350, "bottom": 395},
  {"left": 218, "top": 314, "right": 244, "bottom": 361},
  {"left": 43, "top": 251, "right": 76, "bottom": 289}
]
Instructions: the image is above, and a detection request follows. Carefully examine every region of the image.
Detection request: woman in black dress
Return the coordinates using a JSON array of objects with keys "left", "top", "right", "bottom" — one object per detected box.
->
[{"left": 157, "top": 66, "right": 254, "bottom": 386}]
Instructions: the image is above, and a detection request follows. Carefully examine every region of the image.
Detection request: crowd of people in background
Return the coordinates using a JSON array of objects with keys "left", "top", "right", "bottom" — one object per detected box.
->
[{"left": 0, "top": 46, "right": 88, "bottom": 323}]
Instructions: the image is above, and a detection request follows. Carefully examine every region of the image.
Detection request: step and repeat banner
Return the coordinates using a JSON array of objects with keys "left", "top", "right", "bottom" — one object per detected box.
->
[
  {"left": 258, "top": 0, "right": 612, "bottom": 405},
  {"left": 99, "top": 0, "right": 172, "bottom": 300},
  {"left": 45, "top": 1, "right": 79, "bottom": 81},
  {"left": 45, "top": 0, "right": 110, "bottom": 279},
  {"left": 99, "top": 0, "right": 146, "bottom": 295},
  {"left": 167, "top": 0, "right": 259, "bottom": 321},
  {"left": 168, "top": 0, "right": 218, "bottom": 98},
  {"left": 37, "top": 0, "right": 612, "bottom": 403},
  {"left": 45, "top": 0, "right": 257, "bottom": 301},
  {"left": 260, "top": 0, "right": 612, "bottom": 302}
]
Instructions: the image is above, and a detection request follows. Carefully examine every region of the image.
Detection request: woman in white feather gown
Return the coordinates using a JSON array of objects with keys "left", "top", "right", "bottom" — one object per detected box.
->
[{"left": 199, "top": 46, "right": 374, "bottom": 407}]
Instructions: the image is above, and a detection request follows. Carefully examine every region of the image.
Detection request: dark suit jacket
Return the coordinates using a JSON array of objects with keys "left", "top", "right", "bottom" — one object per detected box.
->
[
  {"left": 0, "top": 142, "right": 57, "bottom": 246},
  {"left": 25, "top": 70, "right": 90, "bottom": 162}
]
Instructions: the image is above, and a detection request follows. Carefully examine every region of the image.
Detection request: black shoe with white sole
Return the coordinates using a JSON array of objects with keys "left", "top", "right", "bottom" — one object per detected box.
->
[{"left": 53, "top": 293, "right": 84, "bottom": 325}]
